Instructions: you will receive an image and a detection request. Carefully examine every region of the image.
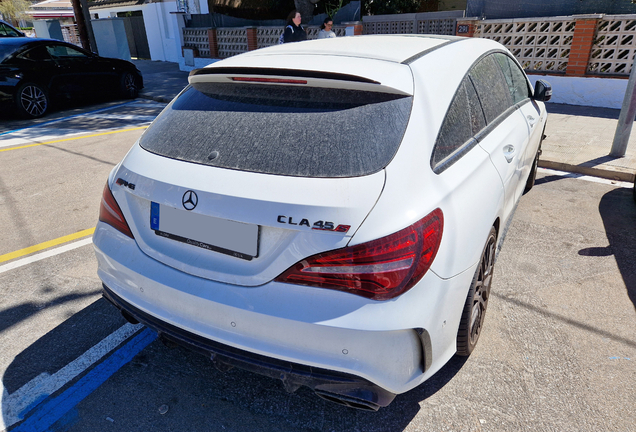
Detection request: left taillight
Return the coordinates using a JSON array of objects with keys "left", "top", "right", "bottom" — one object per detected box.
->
[
  {"left": 275, "top": 208, "right": 443, "bottom": 301},
  {"left": 98, "top": 182, "right": 134, "bottom": 238}
]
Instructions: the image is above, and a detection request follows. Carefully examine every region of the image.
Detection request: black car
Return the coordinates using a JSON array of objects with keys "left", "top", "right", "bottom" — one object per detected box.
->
[
  {"left": 0, "top": 38, "right": 143, "bottom": 118},
  {"left": 0, "top": 20, "right": 25, "bottom": 37}
]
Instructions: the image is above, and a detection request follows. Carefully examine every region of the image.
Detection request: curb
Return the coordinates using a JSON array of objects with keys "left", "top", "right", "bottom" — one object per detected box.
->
[{"left": 539, "top": 160, "right": 635, "bottom": 183}]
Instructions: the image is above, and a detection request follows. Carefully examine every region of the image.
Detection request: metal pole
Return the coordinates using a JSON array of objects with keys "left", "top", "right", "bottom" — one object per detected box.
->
[{"left": 610, "top": 55, "right": 636, "bottom": 157}]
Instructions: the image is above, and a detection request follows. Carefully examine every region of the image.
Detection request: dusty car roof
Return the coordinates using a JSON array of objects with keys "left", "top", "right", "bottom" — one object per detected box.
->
[{"left": 239, "top": 34, "right": 461, "bottom": 64}]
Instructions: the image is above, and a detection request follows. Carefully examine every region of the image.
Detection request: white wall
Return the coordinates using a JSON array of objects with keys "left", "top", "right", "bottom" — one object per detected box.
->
[
  {"left": 92, "top": 1, "right": 181, "bottom": 63},
  {"left": 528, "top": 74, "right": 628, "bottom": 109},
  {"left": 92, "top": 18, "right": 131, "bottom": 60}
]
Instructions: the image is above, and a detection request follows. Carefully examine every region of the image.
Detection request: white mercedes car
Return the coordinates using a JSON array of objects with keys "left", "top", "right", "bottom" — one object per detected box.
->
[{"left": 94, "top": 35, "right": 550, "bottom": 410}]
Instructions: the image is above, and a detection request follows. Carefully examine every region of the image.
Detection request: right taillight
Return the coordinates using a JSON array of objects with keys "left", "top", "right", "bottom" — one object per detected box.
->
[
  {"left": 98, "top": 182, "right": 134, "bottom": 238},
  {"left": 275, "top": 208, "right": 443, "bottom": 300}
]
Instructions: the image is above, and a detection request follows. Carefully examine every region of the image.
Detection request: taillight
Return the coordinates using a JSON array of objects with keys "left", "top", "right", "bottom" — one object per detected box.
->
[
  {"left": 275, "top": 209, "right": 443, "bottom": 300},
  {"left": 98, "top": 182, "right": 134, "bottom": 238}
]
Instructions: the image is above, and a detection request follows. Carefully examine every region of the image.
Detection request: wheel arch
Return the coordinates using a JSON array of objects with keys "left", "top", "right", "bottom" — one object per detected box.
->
[{"left": 492, "top": 217, "right": 500, "bottom": 238}]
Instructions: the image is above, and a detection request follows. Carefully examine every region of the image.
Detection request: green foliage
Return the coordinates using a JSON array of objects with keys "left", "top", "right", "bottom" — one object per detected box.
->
[
  {"left": 0, "top": 0, "right": 32, "bottom": 24},
  {"left": 315, "top": 0, "right": 353, "bottom": 18},
  {"left": 324, "top": 0, "right": 345, "bottom": 18},
  {"left": 363, "top": 0, "right": 421, "bottom": 15}
]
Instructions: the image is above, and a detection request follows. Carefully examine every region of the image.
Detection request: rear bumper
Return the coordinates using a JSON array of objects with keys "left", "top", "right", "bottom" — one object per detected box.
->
[
  {"left": 102, "top": 284, "right": 395, "bottom": 410},
  {"left": 94, "top": 222, "right": 473, "bottom": 400}
]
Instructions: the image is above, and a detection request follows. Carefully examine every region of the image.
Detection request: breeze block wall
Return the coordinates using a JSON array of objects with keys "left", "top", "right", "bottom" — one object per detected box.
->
[{"left": 458, "top": 14, "right": 636, "bottom": 78}]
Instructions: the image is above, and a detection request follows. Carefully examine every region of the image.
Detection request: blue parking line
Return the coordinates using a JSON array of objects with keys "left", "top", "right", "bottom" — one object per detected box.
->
[
  {"left": 0, "top": 101, "right": 137, "bottom": 137},
  {"left": 12, "top": 327, "right": 157, "bottom": 432}
]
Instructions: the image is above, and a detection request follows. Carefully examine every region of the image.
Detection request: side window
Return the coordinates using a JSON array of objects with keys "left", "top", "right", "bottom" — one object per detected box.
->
[
  {"left": 0, "top": 23, "right": 20, "bottom": 37},
  {"left": 494, "top": 53, "right": 531, "bottom": 104},
  {"left": 468, "top": 54, "right": 513, "bottom": 123},
  {"left": 18, "top": 46, "right": 52, "bottom": 61},
  {"left": 432, "top": 75, "right": 486, "bottom": 168},
  {"left": 46, "top": 44, "right": 89, "bottom": 59}
]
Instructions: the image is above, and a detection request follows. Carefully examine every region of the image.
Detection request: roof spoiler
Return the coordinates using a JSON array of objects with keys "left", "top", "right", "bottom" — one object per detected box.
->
[{"left": 188, "top": 67, "right": 412, "bottom": 96}]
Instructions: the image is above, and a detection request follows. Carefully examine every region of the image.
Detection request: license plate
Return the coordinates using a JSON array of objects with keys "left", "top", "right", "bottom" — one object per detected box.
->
[{"left": 150, "top": 202, "right": 258, "bottom": 260}]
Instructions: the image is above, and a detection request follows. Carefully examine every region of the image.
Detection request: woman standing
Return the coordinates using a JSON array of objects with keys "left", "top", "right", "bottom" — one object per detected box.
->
[
  {"left": 282, "top": 10, "right": 307, "bottom": 43},
  {"left": 317, "top": 18, "right": 336, "bottom": 39}
]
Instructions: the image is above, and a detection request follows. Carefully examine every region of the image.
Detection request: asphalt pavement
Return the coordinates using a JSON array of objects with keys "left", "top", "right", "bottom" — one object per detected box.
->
[{"left": 132, "top": 59, "right": 636, "bottom": 184}]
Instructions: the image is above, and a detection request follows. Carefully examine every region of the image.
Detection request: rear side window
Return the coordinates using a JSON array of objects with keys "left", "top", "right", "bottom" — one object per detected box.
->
[
  {"left": 432, "top": 76, "right": 485, "bottom": 167},
  {"left": 18, "top": 46, "right": 52, "bottom": 61},
  {"left": 495, "top": 53, "right": 531, "bottom": 104},
  {"left": 468, "top": 54, "right": 513, "bottom": 123},
  {"left": 46, "top": 44, "right": 89, "bottom": 59},
  {"left": 140, "top": 83, "right": 412, "bottom": 178},
  {"left": 432, "top": 52, "right": 522, "bottom": 172}
]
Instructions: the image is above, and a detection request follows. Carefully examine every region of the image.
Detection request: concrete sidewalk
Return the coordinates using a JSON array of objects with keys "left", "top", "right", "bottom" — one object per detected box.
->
[
  {"left": 132, "top": 59, "right": 636, "bottom": 184},
  {"left": 542, "top": 104, "right": 636, "bottom": 182}
]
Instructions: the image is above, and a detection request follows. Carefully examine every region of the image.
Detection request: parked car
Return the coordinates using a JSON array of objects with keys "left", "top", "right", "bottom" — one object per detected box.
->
[
  {"left": 93, "top": 35, "right": 551, "bottom": 410},
  {"left": 0, "top": 38, "right": 143, "bottom": 118},
  {"left": 0, "top": 20, "right": 25, "bottom": 37}
]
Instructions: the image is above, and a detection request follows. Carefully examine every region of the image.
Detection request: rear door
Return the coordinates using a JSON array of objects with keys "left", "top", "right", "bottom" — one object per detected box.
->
[{"left": 470, "top": 54, "right": 530, "bottom": 222}]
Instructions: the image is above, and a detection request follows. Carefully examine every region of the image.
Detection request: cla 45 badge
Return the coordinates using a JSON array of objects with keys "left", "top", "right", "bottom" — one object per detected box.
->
[{"left": 277, "top": 215, "right": 350, "bottom": 233}]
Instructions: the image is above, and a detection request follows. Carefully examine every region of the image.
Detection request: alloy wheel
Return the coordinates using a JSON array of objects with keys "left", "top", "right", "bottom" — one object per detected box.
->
[
  {"left": 123, "top": 73, "right": 138, "bottom": 98},
  {"left": 20, "top": 85, "right": 47, "bottom": 117},
  {"left": 469, "top": 233, "right": 495, "bottom": 345}
]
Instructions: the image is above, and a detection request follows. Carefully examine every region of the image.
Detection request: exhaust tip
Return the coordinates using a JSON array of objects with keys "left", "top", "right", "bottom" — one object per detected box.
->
[{"left": 315, "top": 390, "right": 381, "bottom": 411}]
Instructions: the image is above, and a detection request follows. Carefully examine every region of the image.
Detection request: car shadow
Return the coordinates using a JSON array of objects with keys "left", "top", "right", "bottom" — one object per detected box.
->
[
  {"left": 2, "top": 296, "right": 469, "bottom": 432},
  {"left": 580, "top": 187, "right": 636, "bottom": 311},
  {"left": 535, "top": 175, "right": 636, "bottom": 311},
  {"left": 0, "top": 95, "right": 136, "bottom": 127},
  {"left": 545, "top": 102, "right": 621, "bottom": 120}
]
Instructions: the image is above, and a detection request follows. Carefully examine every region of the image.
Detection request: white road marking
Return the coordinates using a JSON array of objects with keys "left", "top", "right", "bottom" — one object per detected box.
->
[
  {"left": 0, "top": 99, "right": 165, "bottom": 430},
  {"left": 0, "top": 100, "right": 164, "bottom": 148},
  {"left": 538, "top": 167, "right": 633, "bottom": 188},
  {"left": 0, "top": 129, "right": 95, "bottom": 149},
  {"left": 83, "top": 114, "right": 158, "bottom": 122},
  {"left": 0, "top": 237, "right": 93, "bottom": 275},
  {"left": 0, "top": 323, "right": 143, "bottom": 430}
]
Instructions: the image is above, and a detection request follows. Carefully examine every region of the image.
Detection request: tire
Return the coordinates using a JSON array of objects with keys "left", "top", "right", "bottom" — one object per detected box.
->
[
  {"left": 633, "top": 179, "right": 635, "bottom": 204},
  {"left": 15, "top": 82, "right": 48, "bottom": 118},
  {"left": 120, "top": 72, "right": 139, "bottom": 99},
  {"left": 523, "top": 144, "right": 541, "bottom": 194},
  {"left": 456, "top": 226, "right": 497, "bottom": 356}
]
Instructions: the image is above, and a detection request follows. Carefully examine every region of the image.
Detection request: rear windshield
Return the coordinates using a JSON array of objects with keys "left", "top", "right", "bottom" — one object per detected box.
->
[
  {"left": 0, "top": 41, "right": 24, "bottom": 62},
  {"left": 139, "top": 82, "right": 412, "bottom": 178}
]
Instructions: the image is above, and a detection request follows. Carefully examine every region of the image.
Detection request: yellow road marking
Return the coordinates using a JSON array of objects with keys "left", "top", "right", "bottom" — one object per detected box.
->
[
  {"left": 0, "top": 126, "right": 147, "bottom": 153},
  {"left": 0, "top": 227, "right": 95, "bottom": 263}
]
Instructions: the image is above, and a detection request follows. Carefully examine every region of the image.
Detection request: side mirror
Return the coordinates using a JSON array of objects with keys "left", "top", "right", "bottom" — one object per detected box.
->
[{"left": 534, "top": 79, "right": 552, "bottom": 102}]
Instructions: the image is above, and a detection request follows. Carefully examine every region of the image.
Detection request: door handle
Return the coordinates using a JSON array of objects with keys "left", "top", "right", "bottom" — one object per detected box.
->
[{"left": 503, "top": 145, "right": 515, "bottom": 163}]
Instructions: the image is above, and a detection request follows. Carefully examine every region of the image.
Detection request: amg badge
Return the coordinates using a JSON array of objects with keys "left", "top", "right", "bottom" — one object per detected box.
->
[{"left": 277, "top": 215, "right": 350, "bottom": 233}]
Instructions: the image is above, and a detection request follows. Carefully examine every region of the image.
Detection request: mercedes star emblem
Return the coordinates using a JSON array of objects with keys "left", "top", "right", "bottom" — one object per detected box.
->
[{"left": 182, "top": 190, "right": 198, "bottom": 211}]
